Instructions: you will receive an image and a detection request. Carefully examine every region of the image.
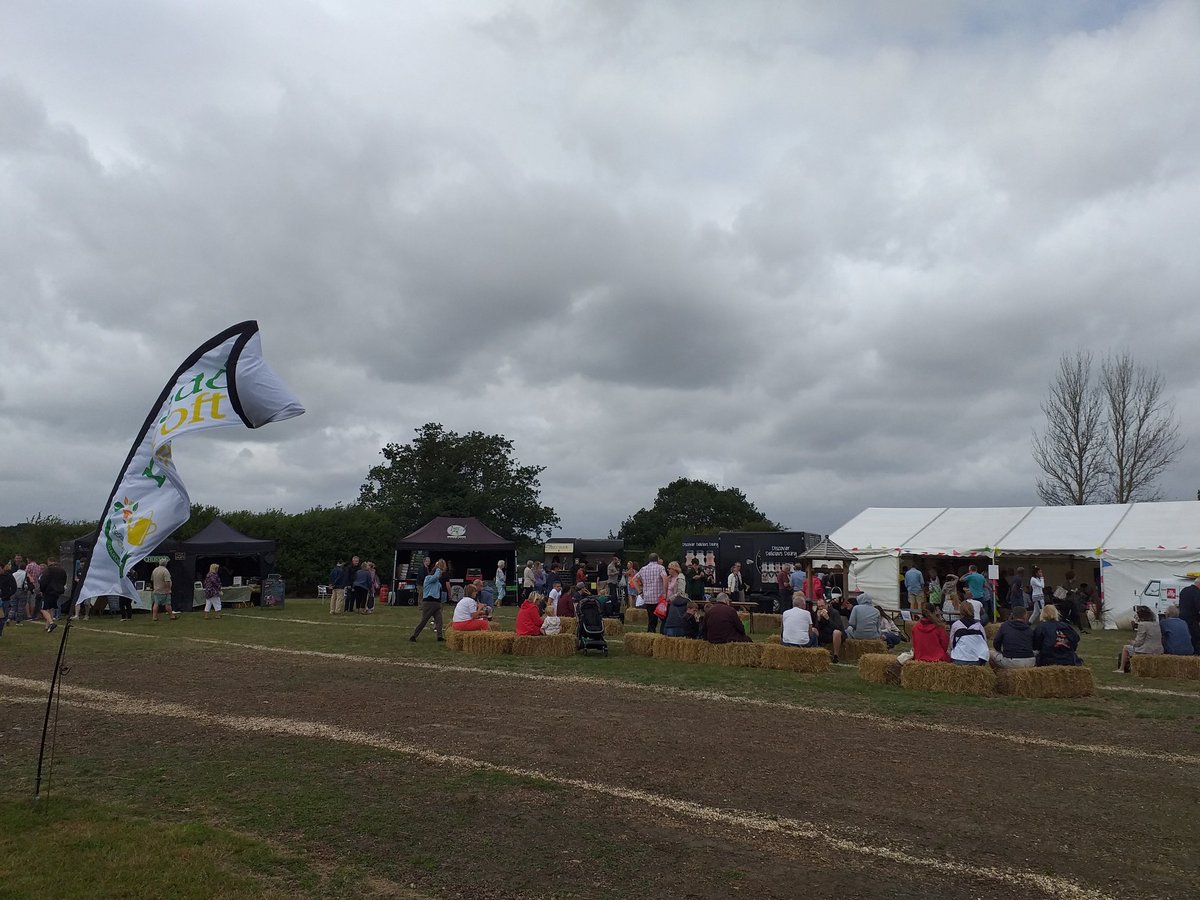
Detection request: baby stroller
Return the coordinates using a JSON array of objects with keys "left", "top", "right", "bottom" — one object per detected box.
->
[{"left": 575, "top": 596, "right": 609, "bottom": 656}]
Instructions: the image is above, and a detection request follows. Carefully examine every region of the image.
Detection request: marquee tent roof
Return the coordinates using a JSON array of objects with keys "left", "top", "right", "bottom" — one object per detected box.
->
[
  {"left": 164, "top": 518, "right": 275, "bottom": 554},
  {"left": 831, "top": 501, "right": 1200, "bottom": 557},
  {"left": 396, "top": 517, "right": 515, "bottom": 552}
]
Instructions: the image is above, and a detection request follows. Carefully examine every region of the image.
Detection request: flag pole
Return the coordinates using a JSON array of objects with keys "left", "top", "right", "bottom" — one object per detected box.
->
[{"left": 33, "top": 615, "right": 73, "bottom": 803}]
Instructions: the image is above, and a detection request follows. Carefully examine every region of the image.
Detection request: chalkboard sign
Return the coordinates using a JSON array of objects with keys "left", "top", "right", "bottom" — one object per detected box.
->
[{"left": 262, "top": 577, "right": 285, "bottom": 607}]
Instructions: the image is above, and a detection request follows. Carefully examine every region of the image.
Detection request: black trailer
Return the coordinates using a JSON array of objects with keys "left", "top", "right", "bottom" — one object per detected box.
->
[
  {"left": 543, "top": 538, "right": 624, "bottom": 589},
  {"left": 680, "top": 530, "right": 822, "bottom": 610}
]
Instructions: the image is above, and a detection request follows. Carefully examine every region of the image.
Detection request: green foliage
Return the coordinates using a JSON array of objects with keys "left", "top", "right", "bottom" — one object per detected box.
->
[
  {"left": 187, "top": 504, "right": 395, "bottom": 593},
  {"left": 619, "top": 478, "right": 781, "bottom": 550},
  {"left": 0, "top": 513, "right": 94, "bottom": 563},
  {"left": 358, "top": 422, "right": 560, "bottom": 543}
]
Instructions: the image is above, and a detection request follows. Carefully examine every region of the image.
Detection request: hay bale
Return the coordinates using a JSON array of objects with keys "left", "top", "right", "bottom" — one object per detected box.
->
[
  {"left": 840, "top": 638, "right": 888, "bottom": 663},
  {"left": 652, "top": 636, "right": 711, "bottom": 664},
  {"left": 751, "top": 613, "right": 783, "bottom": 634},
  {"left": 761, "top": 643, "right": 831, "bottom": 674},
  {"left": 766, "top": 634, "right": 781, "bottom": 644},
  {"left": 858, "top": 653, "right": 902, "bottom": 686},
  {"left": 603, "top": 618, "right": 624, "bottom": 636},
  {"left": 901, "top": 660, "right": 995, "bottom": 696},
  {"left": 985, "top": 623, "right": 1001, "bottom": 641},
  {"left": 461, "top": 631, "right": 515, "bottom": 656},
  {"left": 557, "top": 616, "right": 576, "bottom": 636},
  {"left": 1130, "top": 655, "right": 1200, "bottom": 680},
  {"left": 512, "top": 633, "right": 576, "bottom": 658},
  {"left": 445, "top": 630, "right": 466, "bottom": 652},
  {"left": 623, "top": 632, "right": 662, "bottom": 657},
  {"left": 994, "top": 665, "right": 1095, "bottom": 698},
  {"left": 625, "top": 607, "right": 648, "bottom": 625},
  {"left": 710, "top": 641, "right": 764, "bottom": 668}
]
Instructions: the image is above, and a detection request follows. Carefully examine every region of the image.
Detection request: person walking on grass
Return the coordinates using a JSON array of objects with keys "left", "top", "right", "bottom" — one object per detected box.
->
[
  {"left": 151, "top": 560, "right": 179, "bottom": 622},
  {"left": 203, "top": 563, "right": 223, "bottom": 619},
  {"left": 38, "top": 558, "right": 67, "bottom": 632},
  {"left": 410, "top": 559, "right": 447, "bottom": 642},
  {"left": 494, "top": 559, "right": 507, "bottom": 609}
]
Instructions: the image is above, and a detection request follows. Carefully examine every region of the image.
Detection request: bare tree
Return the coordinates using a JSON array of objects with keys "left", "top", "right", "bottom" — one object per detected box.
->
[
  {"left": 1032, "top": 351, "right": 1107, "bottom": 505},
  {"left": 1100, "top": 352, "right": 1185, "bottom": 502}
]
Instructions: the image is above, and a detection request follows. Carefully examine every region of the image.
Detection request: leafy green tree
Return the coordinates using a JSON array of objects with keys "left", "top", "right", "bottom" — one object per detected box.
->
[
  {"left": 359, "top": 423, "right": 560, "bottom": 543},
  {"left": 619, "top": 478, "right": 782, "bottom": 551}
]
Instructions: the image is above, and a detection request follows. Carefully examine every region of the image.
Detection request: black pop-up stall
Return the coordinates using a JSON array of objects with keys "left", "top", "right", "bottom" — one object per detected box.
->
[
  {"left": 160, "top": 518, "right": 278, "bottom": 610},
  {"left": 392, "top": 516, "right": 517, "bottom": 605}
]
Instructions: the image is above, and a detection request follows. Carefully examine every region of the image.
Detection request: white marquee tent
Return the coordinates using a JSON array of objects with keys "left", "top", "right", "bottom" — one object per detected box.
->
[{"left": 829, "top": 502, "right": 1200, "bottom": 628}]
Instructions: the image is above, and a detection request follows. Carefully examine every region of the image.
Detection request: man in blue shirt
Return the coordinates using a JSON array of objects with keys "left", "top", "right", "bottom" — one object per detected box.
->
[
  {"left": 903, "top": 563, "right": 925, "bottom": 610},
  {"left": 1161, "top": 605, "right": 1195, "bottom": 655}
]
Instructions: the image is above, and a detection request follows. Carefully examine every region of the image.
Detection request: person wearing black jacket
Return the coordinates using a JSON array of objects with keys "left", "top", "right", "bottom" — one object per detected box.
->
[
  {"left": 0, "top": 562, "right": 17, "bottom": 637},
  {"left": 1032, "top": 604, "right": 1082, "bottom": 667},
  {"left": 37, "top": 558, "right": 67, "bottom": 633},
  {"left": 814, "top": 597, "right": 845, "bottom": 662},
  {"left": 1178, "top": 578, "right": 1200, "bottom": 656},
  {"left": 989, "top": 606, "right": 1036, "bottom": 668}
]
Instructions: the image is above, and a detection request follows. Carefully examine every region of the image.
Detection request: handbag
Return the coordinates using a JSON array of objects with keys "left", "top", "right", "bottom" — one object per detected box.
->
[{"left": 654, "top": 595, "right": 669, "bottom": 619}]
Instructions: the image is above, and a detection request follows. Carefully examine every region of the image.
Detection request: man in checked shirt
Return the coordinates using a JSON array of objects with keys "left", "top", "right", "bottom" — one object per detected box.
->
[{"left": 636, "top": 554, "right": 669, "bottom": 635}]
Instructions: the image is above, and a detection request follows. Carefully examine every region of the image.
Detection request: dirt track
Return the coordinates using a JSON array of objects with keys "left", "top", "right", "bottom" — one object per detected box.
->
[{"left": 3, "top": 633, "right": 1197, "bottom": 899}]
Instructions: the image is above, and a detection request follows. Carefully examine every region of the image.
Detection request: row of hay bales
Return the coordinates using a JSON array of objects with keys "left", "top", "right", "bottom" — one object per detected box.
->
[
  {"left": 856, "top": 653, "right": 1096, "bottom": 698},
  {"left": 764, "top": 634, "right": 887, "bottom": 663},
  {"left": 624, "top": 632, "right": 831, "bottom": 674},
  {"left": 1130, "top": 655, "right": 1200, "bottom": 680},
  {"left": 446, "top": 630, "right": 578, "bottom": 658}
]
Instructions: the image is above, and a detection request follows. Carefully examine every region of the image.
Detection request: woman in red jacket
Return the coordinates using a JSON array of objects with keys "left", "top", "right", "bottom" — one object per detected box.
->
[
  {"left": 516, "top": 592, "right": 546, "bottom": 636},
  {"left": 910, "top": 607, "right": 950, "bottom": 662}
]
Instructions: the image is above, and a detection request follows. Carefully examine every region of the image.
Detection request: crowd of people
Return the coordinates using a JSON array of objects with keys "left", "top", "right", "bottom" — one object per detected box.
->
[{"left": 0, "top": 555, "right": 69, "bottom": 634}]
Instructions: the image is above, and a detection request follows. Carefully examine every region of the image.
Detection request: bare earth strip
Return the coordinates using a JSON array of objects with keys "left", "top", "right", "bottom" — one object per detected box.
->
[
  {"left": 0, "top": 680, "right": 1113, "bottom": 900},
  {"left": 74, "top": 627, "right": 1200, "bottom": 767}
]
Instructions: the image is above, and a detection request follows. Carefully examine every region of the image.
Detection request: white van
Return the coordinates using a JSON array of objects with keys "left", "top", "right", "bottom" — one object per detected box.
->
[{"left": 1138, "top": 574, "right": 1200, "bottom": 616}]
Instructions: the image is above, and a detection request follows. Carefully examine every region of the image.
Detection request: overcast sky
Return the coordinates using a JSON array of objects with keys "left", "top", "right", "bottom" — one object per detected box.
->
[{"left": 3, "top": 0, "right": 1199, "bottom": 540}]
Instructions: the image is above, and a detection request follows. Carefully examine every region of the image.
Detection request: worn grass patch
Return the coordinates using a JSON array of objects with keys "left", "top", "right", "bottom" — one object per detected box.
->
[
  {"left": 511, "top": 633, "right": 575, "bottom": 657},
  {"left": 0, "top": 797, "right": 310, "bottom": 899}
]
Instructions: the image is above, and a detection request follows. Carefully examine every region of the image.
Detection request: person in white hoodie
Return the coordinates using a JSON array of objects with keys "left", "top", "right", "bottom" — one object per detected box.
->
[{"left": 949, "top": 605, "right": 989, "bottom": 666}]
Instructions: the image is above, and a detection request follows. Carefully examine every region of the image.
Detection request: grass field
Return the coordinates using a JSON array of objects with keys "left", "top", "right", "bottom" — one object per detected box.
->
[{"left": 2, "top": 599, "right": 1198, "bottom": 899}]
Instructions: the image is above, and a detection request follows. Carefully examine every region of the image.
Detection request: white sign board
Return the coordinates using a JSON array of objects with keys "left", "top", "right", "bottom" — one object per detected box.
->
[{"left": 987, "top": 564, "right": 1000, "bottom": 581}]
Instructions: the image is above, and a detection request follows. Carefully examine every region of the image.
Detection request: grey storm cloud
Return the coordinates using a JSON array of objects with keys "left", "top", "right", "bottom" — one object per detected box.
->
[{"left": 3, "top": 0, "right": 1200, "bottom": 540}]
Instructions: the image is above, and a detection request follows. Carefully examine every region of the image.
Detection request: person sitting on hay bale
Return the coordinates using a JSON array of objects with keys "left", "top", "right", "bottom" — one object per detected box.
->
[
  {"left": 682, "top": 600, "right": 704, "bottom": 640},
  {"left": 662, "top": 589, "right": 690, "bottom": 637},
  {"left": 515, "top": 592, "right": 546, "bottom": 636},
  {"left": 451, "top": 583, "right": 491, "bottom": 632},
  {"left": 781, "top": 596, "right": 819, "bottom": 648},
  {"left": 1159, "top": 605, "right": 1195, "bottom": 656},
  {"left": 989, "top": 605, "right": 1036, "bottom": 669},
  {"left": 703, "top": 593, "right": 750, "bottom": 644},
  {"left": 910, "top": 607, "right": 949, "bottom": 662},
  {"left": 1116, "top": 605, "right": 1163, "bottom": 674},
  {"left": 877, "top": 609, "right": 905, "bottom": 649},
  {"left": 846, "top": 592, "right": 882, "bottom": 640},
  {"left": 814, "top": 596, "right": 845, "bottom": 662},
  {"left": 949, "top": 604, "right": 989, "bottom": 667},
  {"left": 1031, "top": 604, "right": 1082, "bottom": 667}
]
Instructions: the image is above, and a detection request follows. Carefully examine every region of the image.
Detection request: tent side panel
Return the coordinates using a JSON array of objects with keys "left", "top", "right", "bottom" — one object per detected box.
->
[
  {"left": 1100, "top": 551, "right": 1200, "bottom": 630},
  {"left": 848, "top": 551, "right": 900, "bottom": 605}
]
